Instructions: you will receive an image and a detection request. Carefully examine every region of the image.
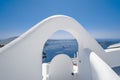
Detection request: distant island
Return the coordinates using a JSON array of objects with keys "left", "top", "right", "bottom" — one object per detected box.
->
[{"left": 0, "top": 36, "right": 18, "bottom": 48}]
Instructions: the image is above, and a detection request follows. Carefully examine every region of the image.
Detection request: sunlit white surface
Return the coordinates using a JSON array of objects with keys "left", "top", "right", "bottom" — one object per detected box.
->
[
  {"left": 90, "top": 52, "right": 120, "bottom": 80},
  {"left": 108, "top": 43, "right": 120, "bottom": 49}
]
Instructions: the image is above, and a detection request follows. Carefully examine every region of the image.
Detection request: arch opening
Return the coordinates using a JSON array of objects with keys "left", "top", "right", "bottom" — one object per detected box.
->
[{"left": 42, "top": 30, "right": 78, "bottom": 62}]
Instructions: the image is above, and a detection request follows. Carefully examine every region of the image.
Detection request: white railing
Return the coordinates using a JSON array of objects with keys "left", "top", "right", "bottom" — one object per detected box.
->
[{"left": 90, "top": 52, "right": 120, "bottom": 80}]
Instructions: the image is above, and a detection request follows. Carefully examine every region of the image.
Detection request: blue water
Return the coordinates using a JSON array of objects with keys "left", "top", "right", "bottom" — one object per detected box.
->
[
  {"left": 43, "top": 39, "right": 120, "bottom": 62},
  {"left": 43, "top": 39, "right": 78, "bottom": 62}
]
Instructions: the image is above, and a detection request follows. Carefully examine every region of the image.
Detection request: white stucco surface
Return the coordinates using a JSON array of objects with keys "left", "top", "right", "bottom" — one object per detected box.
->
[
  {"left": 49, "top": 54, "right": 74, "bottom": 80},
  {"left": 105, "top": 49, "right": 120, "bottom": 67},
  {"left": 108, "top": 43, "right": 120, "bottom": 49},
  {"left": 90, "top": 52, "right": 120, "bottom": 80}
]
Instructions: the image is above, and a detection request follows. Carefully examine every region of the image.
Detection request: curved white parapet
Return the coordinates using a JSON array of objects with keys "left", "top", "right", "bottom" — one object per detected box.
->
[
  {"left": 105, "top": 49, "right": 120, "bottom": 67},
  {"left": 108, "top": 43, "right": 120, "bottom": 49},
  {"left": 106, "top": 43, "right": 120, "bottom": 67},
  {"left": 104, "top": 43, "right": 120, "bottom": 67},
  {"left": 90, "top": 52, "right": 120, "bottom": 80},
  {"left": 49, "top": 54, "right": 74, "bottom": 80}
]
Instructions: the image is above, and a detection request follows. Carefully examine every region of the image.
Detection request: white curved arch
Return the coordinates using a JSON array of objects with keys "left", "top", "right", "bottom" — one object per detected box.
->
[
  {"left": 0, "top": 15, "right": 106, "bottom": 80},
  {"left": 0, "top": 15, "right": 105, "bottom": 55}
]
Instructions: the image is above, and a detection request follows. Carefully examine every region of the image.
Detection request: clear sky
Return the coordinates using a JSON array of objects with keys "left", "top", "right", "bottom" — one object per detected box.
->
[{"left": 0, "top": 0, "right": 120, "bottom": 39}]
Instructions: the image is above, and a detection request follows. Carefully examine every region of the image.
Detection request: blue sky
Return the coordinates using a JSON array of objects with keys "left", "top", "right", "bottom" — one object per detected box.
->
[{"left": 0, "top": 0, "right": 120, "bottom": 39}]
